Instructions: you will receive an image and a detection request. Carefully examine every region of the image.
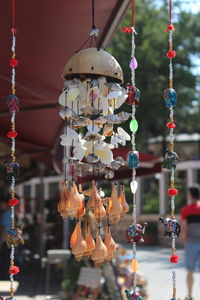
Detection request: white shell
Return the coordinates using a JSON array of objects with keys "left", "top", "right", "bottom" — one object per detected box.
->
[
  {"left": 67, "top": 87, "right": 80, "bottom": 102},
  {"left": 98, "top": 76, "right": 108, "bottom": 97},
  {"left": 117, "top": 127, "right": 131, "bottom": 141},
  {"left": 58, "top": 91, "right": 67, "bottom": 106},
  {"left": 59, "top": 108, "right": 76, "bottom": 120},
  {"left": 87, "top": 124, "right": 100, "bottom": 134},
  {"left": 115, "top": 93, "right": 127, "bottom": 109},
  {"left": 106, "top": 90, "right": 122, "bottom": 100},
  {"left": 87, "top": 87, "right": 100, "bottom": 103}
]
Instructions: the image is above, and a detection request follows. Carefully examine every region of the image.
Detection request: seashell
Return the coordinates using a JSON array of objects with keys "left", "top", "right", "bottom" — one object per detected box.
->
[
  {"left": 115, "top": 90, "right": 128, "bottom": 109},
  {"left": 115, "top": 156, "right": 126, "bottom": 166},
  {"left": 106, "top": 90, "right": 122, "bottom": 100},
  {"left": 118, "top": 185, "right": 129, "bottom": 218},
  {"left": 91, "top": 232, "right": 107, "bottom": 266},
  {"left": 104, "top": 170, "right": 115, "bottom": 179},
  {"left": 73, "top": 169, "right": 83, "bottom": 177},
  {"left": 82, "top": 163, "right": 93, "bottom": 172},
  {"left": 94, "top": 116, "right": 107, "bottom": 126},
  {"left": 117, "top": 127, "right": 131, "bottom": 141},
  {"left": 71, "top": 221, "right": 86, "bottom": 261},
  {"left": 67, "top": 181, "right": 84, "bottom": 219},
  {"left": 75, "top": 79, "right": 87, "bottom": 102},
  {"left": 88, "top": 180, "right": 102, "bottom": 213},
  {"left": 57, "top": 181, "right": 69, "bottom": 220},
  {"left": 107, "top": 184, "right": 122, "bottom": 224},
  {"left": 73, "top": 144, "right": 87, "bottom": 161},
  {"left": 106, "top": 82, "right": 121, "bottom": 91},
  {"left": 117, "top": 111, "right": 131, "bottom": 122},
  {"left": 67, "top": 87, "right": 80, "bottom": 102},
  {"left": 87, "top": 124, "right": 100, "bottom": 134},
  {"left": 85, "top": 154, "right": 99, "bottom": 164},
  {"left": 59, "top": 108, "right": 77, "bottom": 120},
  {"left": 87, "top": 87, "right": 100, "bottom": 103},
  {"left": 98, "top": 76, "right": 108, "bottom": 96},
  {"left": 81, "top": 106, "right": 102, "bottom": 116},
  {"left": 103, "top": 124, "right": 113, "bottom": 137},
  {"left": 95, "top": 147, "right": 113, "bottom": 165},
  {"left": 82, "top": 78, "right": 91, "bottom": 88},
  {"left": 106, "top": 114, "right": 121, "bottom": 124},
  {"left": 73, "top": 117, "right": 91, "bottom": 129},
  {"left": 110, "top": 160, "right": 122, "bottom": 170},
  {"left": 84, "top": 225, "right": 95, "bottom": 258},
  {"left": 93, "top": 200, "right": 106, "bottom": 221},
  {"left": 104, "top": 226, "right": 116, "bottom": 262},
  {"left": 90, "top": 79, "right": 99, "bottom": 87},
  {"left": 68, "top": 157, "right": 80, "bottom": 166},
  {"left": 84, "top": 132, "right": 102, "bottom": 142},
  {"left": 60, "top": 136, "right": 72, "bottom": 146},
  {"left": 64, "top": 79, "right": 78, "bottom": 89},
  {"left": 93, "top": 161, "right": 105, "bottom": 172},
  {"left": 58, "top": 90, "right": 67, "bottom": 106}
]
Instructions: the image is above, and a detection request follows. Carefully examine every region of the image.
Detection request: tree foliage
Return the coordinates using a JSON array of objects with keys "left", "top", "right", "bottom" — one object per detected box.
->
[{"left": 107, "top": 0, "right": 200, "bottom": 153}]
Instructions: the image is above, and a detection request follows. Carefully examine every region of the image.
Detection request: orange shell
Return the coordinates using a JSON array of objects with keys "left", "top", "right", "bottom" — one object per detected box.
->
[
  {"left": 104, "top": 226, "right": 116, "bottom": 262},
  {"left": 91, "top": 232, "right": 107, "bottom": 266},
  {"left": 108, "top": 184, "right": 122, "bottom": 224}
]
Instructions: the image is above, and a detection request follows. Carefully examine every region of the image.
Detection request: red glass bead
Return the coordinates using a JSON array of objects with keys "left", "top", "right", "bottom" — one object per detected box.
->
[
  {"left": 167, "top": 50, "right": 176, "bottom": 59},
  {"left": 170, "top": 254, "right": 179, "bottom": 263},
  {"left": 121, "top": 27, "right": 133, "bottom": 33},
  {"left": 167, "top": 24, "right": 175, "bottom": 31},
  {"left": 9, "top": 58, "right": 19, "bottom": 67},
  {"left": 7, "top": 131, "right": 18, "bottom": 138},
  {"left": 9, "top": 265, "right": 20, "bottom": 275},
  {"left": 8, "top": 198, "right": 20, "bottom": 206},
  {"left": 168, "top": 188, "right": 178, "bottom": 196},
  {"left": 167, "top": 122, "right": 176, "bottom": 129}
]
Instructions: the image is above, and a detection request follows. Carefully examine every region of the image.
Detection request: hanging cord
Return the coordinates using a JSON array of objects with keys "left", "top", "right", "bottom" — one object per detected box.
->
[
  {"left": 169, "top": 0, "right": 172, "bottom": 25},
  {"left": 75, "top": 0, "right": 99, "bottom": 52},
  {"left": 131, "top": 0, "right": 135, "bottom": 27}
]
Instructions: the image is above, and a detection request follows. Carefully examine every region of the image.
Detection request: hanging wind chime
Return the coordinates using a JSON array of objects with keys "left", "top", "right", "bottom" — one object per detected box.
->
[
  {"left": 1, "top": 1, "right": 24, "bottom": 300},
  {"left": 121, "top": 1, "right": 147, "bottom": 299},
  {"left": 57, "top": 0, "right": 130, "bottom": 265},
  {"left": 159, "top": 1, "right": 180, "bottom": 300}
]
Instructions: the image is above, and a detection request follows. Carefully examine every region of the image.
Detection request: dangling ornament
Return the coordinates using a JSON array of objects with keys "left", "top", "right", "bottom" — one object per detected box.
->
[
  {"left": 107, "top": 184, "right": 122, "bottom": 224},
  {"left": 160, "top": 1, "right": 180, "bottom": 299},
  {"left": 118, "top": 185, "right": 129, "bottom": 218},
  {"left": 91, "top": 232, "right": 107, "bottom": 266},
  {"left": 70, "top": 222, "right": 86, "bottom": 261},
  {"left": 84, "top": 225, "right": 95, "bottom": 258},
  {"left": 104, "top": 226, "right": 116, "bottom": 262}
]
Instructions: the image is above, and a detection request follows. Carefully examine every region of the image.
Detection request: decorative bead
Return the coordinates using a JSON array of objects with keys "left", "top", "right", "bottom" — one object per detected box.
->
[
  {"left": 131, "top": 258, "right": 139, "bottom": 272},
  {"left": 170, "top": 254, "right": 179, "bottom": 263},
  {"left": 8, "top": 198, "right": 20, "bottom": 206},
  {"left": 128, "top": 151, "right": 139, "bottom": 169},
  {"left": 6, "top": 94, "right": 19, "bottom": 113},
  {"left": 167, "top": 50, "right": 176, "bottom": 59},
  {"left": 9, "top": 265, "right": 20, "bottom": 275},
  {"left": 11, "top": 27, "right": 17, "bottom": 35},
  {"left": 159, "top": 217, "right": 180, "bottom": 238},
  {"left": 5, "top": 225, "right": 24, "bottom": 248},
  {"left": 125, "top": 85, "right": 140, "bottom": 106},
  {"left": 164, "top": 88, "right": 177, "bottom": 107},
  {"left": 129, "top": 56, "right": 138, "bottom": 70},
  {"left": 9, "top": 58, "right": 19, "bottom": 67},
  {"left": 126, "top": 223, "right": 148, "bottom": 244},
  {"left": 125, "top": 289, "right": 143, "bottom": 300},
  {"left": 163, "top": 149, "right": 179, "bottom": 170},
  {"left": 121, "top": 27, "right": 133, "bottom": 33},
  {"left": 167, "top": 122, "right": 176, "bottom": 129},
  {"left": 168, "top": 188, "right": 178, "bottom": 196},
  {"left": 4, "top": 160, "right": 20, "bottom": 180},
  {"left": 130, "top": 180, "right": 138, "bottom": 194},
  {"left": 130, "top": 119, "right": 138, "bottom": 133},
  {"left": 167, "top": 24, "right": 175, "bottom": 31},
  {"left": 7, "top": 131, "right": 18, "bottom": 138}
]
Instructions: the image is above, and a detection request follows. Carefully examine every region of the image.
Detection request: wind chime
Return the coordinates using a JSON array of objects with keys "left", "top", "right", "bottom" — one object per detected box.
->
[
  {"left": 1, "top": 1, "right": 24, "bottom": 300},
  {"left": 159, "top": 1, "right": 180, "bottom": 300},
  {"left": 121, "top": 1, "right": 147, "bottom": 300},
  {"left": 57, "top": 0, "right": 130, "bottom": 266}
]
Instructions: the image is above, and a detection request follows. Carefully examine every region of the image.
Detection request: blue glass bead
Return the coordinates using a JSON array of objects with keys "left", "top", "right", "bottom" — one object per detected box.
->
[
  {"left": 163, "top": 149, "right": 178, "bottom": 170},
  {"left": 163, "top": 88, "right": 177, "bottom": 107},
  {"left": 128, "top": 151, "right": 139, "bottom": 169}
]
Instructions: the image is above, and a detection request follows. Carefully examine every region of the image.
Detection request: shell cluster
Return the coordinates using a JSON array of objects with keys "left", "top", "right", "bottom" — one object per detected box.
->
[{"left": 58, "top": 76, "right": 131, "bottom": 178}]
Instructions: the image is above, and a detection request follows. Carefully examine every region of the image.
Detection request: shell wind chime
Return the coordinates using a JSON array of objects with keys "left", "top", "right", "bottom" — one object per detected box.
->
[{"left": 57, "top": 0, "right": 131, "bottom": 265}]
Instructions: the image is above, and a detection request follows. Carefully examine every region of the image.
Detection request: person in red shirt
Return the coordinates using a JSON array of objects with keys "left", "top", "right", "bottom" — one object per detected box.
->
[{"left": 180, "top": 186, "right": 200, "bottom": 300}]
